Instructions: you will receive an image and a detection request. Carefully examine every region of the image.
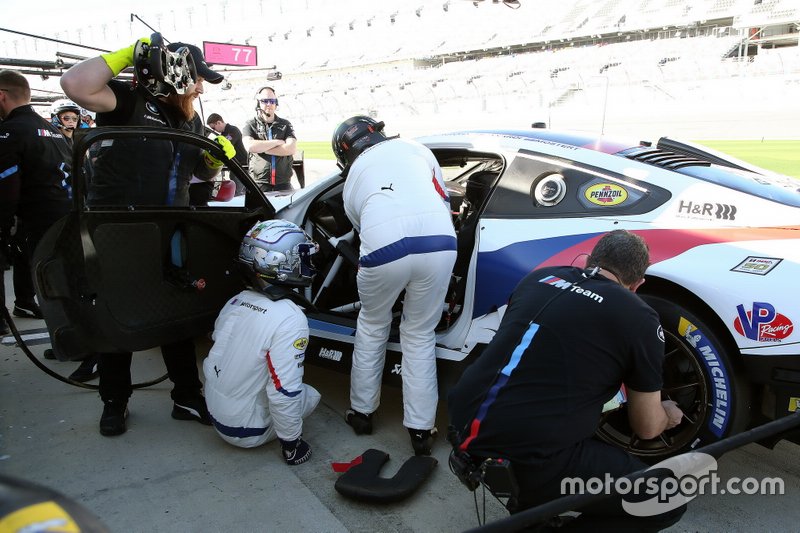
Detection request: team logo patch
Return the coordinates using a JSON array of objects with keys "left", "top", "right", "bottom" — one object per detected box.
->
[
  {"left": 318, "top": 347, "right": 342, "bottom": 361},
  {"left": 731, "top": 256, "right": 782, "bottom": 276},
  {"left": 584, "top": 183, "right": 628, "bottom": 206},
  {"left": 145, "top": 101, "right": 160, "bottom": 114},
  {"left": 293, "top": 337, "right": 308, "bottom": 350},
  {"left": 657, "top": 325, "right": 665, "bottom": 342},
  {"left": 733, "top": 302, "right": 793, "bottom": 342}
]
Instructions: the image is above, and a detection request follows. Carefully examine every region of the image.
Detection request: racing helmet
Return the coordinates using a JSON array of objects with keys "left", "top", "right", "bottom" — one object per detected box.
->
[
  {"left": 50, "top": 99, "right": 81, "bottom": 129},
  {"left": 331, "top": 115, "right": 388, "bottom": 172},
  {"left": 238, "top": 220, "right": 318, "bottom": 287}
]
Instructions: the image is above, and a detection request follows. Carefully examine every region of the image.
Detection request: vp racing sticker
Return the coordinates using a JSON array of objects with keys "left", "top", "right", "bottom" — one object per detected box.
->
[
  {"left": 733, "top": 302, "right": 793, "bottom": 342},
  {"left": 678, "top": 317, "right": 730, "bottom": 438}
]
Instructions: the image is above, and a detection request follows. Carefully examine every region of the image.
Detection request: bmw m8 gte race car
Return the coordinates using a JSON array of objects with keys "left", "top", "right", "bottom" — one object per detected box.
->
[{"left": 35, "top": 126, "right": 800, "bottom": 461}]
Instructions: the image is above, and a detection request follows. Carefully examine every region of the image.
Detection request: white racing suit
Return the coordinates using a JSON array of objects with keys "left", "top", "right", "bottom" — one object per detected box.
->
[
  {"left": 202, "top": 289, "right": 320, "bottom": 448},
  {"left": 344, "top": 137, "right": 457, "bottom": 431}
]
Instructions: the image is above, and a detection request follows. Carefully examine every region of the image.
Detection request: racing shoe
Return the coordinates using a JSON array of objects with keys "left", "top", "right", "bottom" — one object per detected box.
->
[
  {"left": 13, "top": 301, "right": 43, "bottom": 319},
  {"left": 100, "top": 400, "right": 129, "bottom": 436},
  {"left": 68, "top": 356, "right": 99, "bottom": 382},
  {"left": 408, "top": 427, "right": 438, "bottom": 456},
  {"left": 172, "top": 395, "right": 212, "bottom": 425},
  {"left": 345, "top": 408, "right": 373, "bottom": 435}
]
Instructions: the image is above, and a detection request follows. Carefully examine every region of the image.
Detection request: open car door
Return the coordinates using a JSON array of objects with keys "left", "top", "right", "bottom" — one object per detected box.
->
[{"left": 32, "top": 126, "right": 274, "bottom": 360}]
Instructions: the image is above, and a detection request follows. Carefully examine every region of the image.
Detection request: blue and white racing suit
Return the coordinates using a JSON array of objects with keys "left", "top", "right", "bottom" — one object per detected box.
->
[
  {"left": 203, "top": 289, "right": 320, "bottom": 448},
  {"left": 343, "top": 137, "right": 457, "bottom": 431}
]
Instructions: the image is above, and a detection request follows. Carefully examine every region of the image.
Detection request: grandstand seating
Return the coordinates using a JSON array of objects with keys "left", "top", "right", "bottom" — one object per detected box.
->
[{"left": 1, "top": 0, "right": 798, "bottom": 140}]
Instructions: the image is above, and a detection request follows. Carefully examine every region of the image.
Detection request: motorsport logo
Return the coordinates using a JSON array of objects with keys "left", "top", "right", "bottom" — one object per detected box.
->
[
  {"left": 733, "top": 302, "right": 793, "bottom": 343},
  {"left": 584, "top": 183, "right": 628, "bottom": 206},
  {"left": 561, "top": 452, "right": 784, "bottom": 517}
]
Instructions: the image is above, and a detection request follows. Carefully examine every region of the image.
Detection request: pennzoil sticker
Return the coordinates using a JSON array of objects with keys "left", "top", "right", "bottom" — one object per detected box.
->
[
  {"left": 731, "top": 256, "right": 782, "bottom": 276},
  {"left": 293, "top": 337, "right": 308, "bottom": 350},
  {"left": 584, "top": 183, "right": 628, "bottom": 206}
]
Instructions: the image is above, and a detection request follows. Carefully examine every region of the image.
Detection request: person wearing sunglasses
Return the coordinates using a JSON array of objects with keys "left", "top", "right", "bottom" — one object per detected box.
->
[
  {"left": 242, "top": 86, "right": 297, "bottom": 193},
  {"left": 49, "top": 99, "right": 82, "bottom": 146}
]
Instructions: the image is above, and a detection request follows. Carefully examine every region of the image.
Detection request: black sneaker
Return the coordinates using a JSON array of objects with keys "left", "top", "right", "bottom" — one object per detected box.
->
[
  {"left": 100, "top": 400, "right": 128, "bottom": 436},
  {"left": 69, "top": 357, "right": 99, "bottom": 382},
  {"left": 0, "top": 318, "right": 9, "bottom": 336},
  {"left": 408, "top": 427, "right": 438, "bottom": 456},
  {"left": 172, "top": 395, "right": 212, "bottom": 425},
  {"left": 344, "top": 408, "right": 373, "bottom": 435},
  {"left": 43, "top": 349, "right": 56, "bottom": 360},
  {"left": 13, "top": 302, "right": 43, "bottom": 319}
]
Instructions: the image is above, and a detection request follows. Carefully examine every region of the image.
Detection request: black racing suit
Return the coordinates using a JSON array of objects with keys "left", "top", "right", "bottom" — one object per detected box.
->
[
  {"left": 92, "top": 82, "right": 214, "bottom": 405},
  {"left": 242, "top": 114, "right": 295, "bottom": 192},
  {"left": 0, "top": 105, "right": 72, "bottom": 311},
  {"left": 447, "top": 266, "right": 685, "bottom": 531}
]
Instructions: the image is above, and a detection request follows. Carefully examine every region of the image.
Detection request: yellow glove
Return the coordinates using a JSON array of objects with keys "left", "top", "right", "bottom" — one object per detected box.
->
[
  {"left": 204, "top": 135, "right": 236, "bottom": 169},
  {"left": 101, "top": 37, "right": 151, "bottom": 76}
]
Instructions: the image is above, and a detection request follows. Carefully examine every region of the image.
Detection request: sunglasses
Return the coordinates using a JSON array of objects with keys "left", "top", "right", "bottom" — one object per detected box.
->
[{"left": 258, "top": 98, "right": 279, "bottom": 105}]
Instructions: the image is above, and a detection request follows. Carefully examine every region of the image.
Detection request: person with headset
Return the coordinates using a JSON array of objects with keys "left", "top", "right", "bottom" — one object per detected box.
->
[
  {"left": 60, "top": 38, "right": 235, "bottom": 436},
  {"left": 331, "top": 115, "right": 457, "bottom": 456},
  {"left": 447, "top": 230, "right": 686, "bottom": 530},
  {"left": 202, "top": 220, "right": 321, "bottom": 465},
  {"left": 242, "top": 86, "right": 297, "bottom": 193},
  {"left": 49, "top": 99, "right": 82, "bottom": 147}
]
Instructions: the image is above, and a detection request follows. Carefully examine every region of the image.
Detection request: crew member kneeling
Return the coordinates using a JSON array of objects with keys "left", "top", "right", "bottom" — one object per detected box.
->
[
  {"left": 448, "top": 230, "right": 686, "bottom": 531},
  {"left": 203, "top": 220, "right": 321, "bottom": 465}
]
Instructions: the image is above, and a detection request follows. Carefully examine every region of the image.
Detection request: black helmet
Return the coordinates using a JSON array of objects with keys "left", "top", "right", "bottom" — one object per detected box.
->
[{"left": 331, "top": 115, "right": 388, "bottom": 173}]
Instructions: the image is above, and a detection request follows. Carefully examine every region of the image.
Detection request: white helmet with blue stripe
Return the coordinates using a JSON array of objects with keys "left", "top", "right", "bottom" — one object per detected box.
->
[{"left": 239, "top": 220, "right": 318, "bottom": 287}]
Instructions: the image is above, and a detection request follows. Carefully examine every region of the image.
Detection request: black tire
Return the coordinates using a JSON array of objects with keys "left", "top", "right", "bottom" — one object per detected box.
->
[{"left": 596, "top": 295, "right": 752, "bottom": 460}]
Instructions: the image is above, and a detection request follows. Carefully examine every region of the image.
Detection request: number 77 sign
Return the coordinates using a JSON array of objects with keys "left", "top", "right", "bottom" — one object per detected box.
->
[{"left": 202, "top": 41, "right": 258, "bottom": 67}]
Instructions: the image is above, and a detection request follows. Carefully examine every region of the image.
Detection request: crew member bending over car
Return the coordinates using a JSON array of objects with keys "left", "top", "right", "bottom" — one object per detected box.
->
[
  {"left": 203, "top": 220, "right": 321, "bottom": 465},
  {"left": 60, "top": 38, "right": 235, "bottom": 436},
  {"left": 332, "top": 115, "right": 457, "bottom": 456},
  {"left": 448, "top": 230, "right": 686, "bottom": 531}
]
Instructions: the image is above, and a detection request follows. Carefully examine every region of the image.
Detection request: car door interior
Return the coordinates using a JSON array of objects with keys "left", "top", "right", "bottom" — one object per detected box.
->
[{"left": 32, "top": 127, "right": 273, "bottom": 360}]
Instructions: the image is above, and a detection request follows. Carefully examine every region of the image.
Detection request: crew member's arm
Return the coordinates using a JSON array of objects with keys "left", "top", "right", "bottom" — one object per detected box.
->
[
  {"left": 61, "top": 40, "right": 146, "bottom": 113},
  {"left": 0, "top": 139, "right": 22, "bottom": 223},
  {"left": 626, "top": 390, "right": 684, "bottom": 440},
  {"left": 243, "top": 136, "right": 288, "bottom": 154},
  {"left": 193, "top": 136, "right": 235, "bottom": 181}
]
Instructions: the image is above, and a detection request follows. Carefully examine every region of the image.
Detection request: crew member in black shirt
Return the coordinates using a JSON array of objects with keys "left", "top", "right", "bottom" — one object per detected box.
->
[
  {"left": 0, "top": 69, "right": 71, "bottom": 330},
  {"left": 242, "top": 86, "right": 297, "bottom": 193},
  {"left": 448, "top": 230, "right": 686, "bottom": 531},
  {"left": 61, "top": 39, "right": 233, "bottom": 437}
]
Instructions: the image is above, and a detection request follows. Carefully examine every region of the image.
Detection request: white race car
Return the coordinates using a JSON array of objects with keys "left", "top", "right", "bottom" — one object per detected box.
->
[{"left": 36, "top": 126, "right": 800, "bottom": 460}]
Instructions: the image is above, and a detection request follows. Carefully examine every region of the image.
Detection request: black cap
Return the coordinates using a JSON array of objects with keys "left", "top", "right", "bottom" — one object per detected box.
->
[{"left": 167, "top": 42, "right": 223, "bottom": 84}]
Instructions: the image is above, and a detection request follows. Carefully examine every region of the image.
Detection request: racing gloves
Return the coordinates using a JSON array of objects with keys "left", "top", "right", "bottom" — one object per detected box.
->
[
  {"left": 101, "top": 37, "right": 150, "bottom": 76},
  {"left": 279, "top": 437, "right": 312, "bottom": 466},
  {"left": 204, "top": 136, "right": 236, "bottom": 169}
]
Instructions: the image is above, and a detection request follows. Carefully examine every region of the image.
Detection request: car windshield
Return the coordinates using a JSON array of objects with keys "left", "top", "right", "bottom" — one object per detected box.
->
[{"left": 679, "top": 164, "right": 800, "bottom": 208}]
